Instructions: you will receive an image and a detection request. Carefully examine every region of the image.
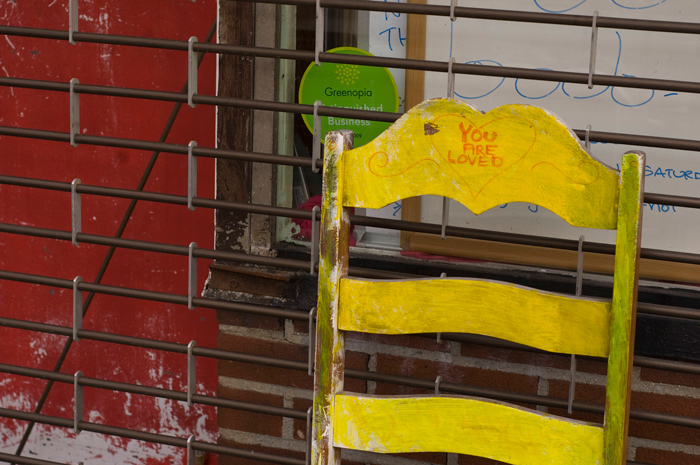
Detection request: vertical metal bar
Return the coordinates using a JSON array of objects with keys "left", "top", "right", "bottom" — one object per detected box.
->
[
  {"left": 585, "top": 125, "right": 592, "bottom": 151},
  {"left": 588, "top": 11, "right": 599, "bottom": 89},
  {"left": 187, "top": 435, "right": 195, "bottom": 465},
  {"left": 71, "top": 178, "right": 81, "bottom": 246},
  {"left": 73, "top": 370, "right": 83, "bottom": 433},
  {"left": 434, "top": 375, "right": 442, "bottom": 395},
  {"left": 310, "top": 205, "right": 320, "bottom": 275},
  {"left": 308, "top": 307, "right": 317, "bottom": 376},
  {"left": 187, "top": 340, "right": 196, "bottom": 407},
  {"left": 441, "top": 197, "right": 450, "bottom": 240},
  {"left": 188, "top": 37, "right": 198, "bottom": 108},
  {"left": 312, "top": 101, "right": 322, "bottom": 173},
  {"left": 569, "top": 235, "right": 585, "bottom": 414},
  {"left": 305, "top": 407, "right": 312, "bottom": 465},
  {"left": 314, "top": 0, "right": 324, "bottom": 65},
  {"left": 449, "top": 0, "right": 457, "bottom": 21},
  {"left": 446, "top": 57, "right": 455, "bottom": 98},
  {"left": 188, "top": 141, "right": 197, "bottom": 211},
  {"left": 73, "top": 276, "right": 83, "bottom": 342},
  {"left": 68, "top": 0, "right": 78, "bottom": 45},
  {"left": 69, "top": 78, "right": 80, "bottom": 147},
  {"left": 188, "top": 242, "right": 197, "bottom": 310}
]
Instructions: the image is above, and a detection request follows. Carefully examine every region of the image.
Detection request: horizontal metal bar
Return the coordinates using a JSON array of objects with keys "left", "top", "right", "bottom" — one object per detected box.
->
[
  {"left": 228, "top": 0, "right": 700, "bottom": 35},
  {"left": 0, "top": 407, "right": 303, "bottom": 465},
  {"left": 0, "top": 268, "right": 307, "bottom": 319},
  {"left": 0, "top": 362, "right": 305, "bottom": 420}
]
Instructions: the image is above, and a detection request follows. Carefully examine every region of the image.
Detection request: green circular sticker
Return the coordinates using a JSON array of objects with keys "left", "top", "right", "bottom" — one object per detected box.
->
[{"left": 299, "top": 47, "right": 399, "bottom": 148}]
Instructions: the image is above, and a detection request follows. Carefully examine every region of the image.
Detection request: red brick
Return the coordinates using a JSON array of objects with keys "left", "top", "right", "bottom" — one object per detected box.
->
[
  {"left": 217, "top": 309, "right": 286, "bottom": 331},
  {"left": 548, "top": 379, "right": 606, "bottom": 424},
  {"left": 217, "top": 333, "right": 368, "bottom": 391},
  {"left": 374, "top": 353, "right": 539, "bottom": 397},
  {"left": 460, "top": 342, "right": 607, "bottom": 375},
  {"left": 292, "top": 397, "right": 314, "bottom": 442},
  {"left": 635, "top": 448, "right": 700, "bottom": 465},
  {"left": 218, "top": 435, "right": 305, "bottom": 465},
  {"left": 640, "top": 366, "right": 700, "bottom": 389},
  {"left": 217, "top": 385, "right": 284, "bottom": 437}
]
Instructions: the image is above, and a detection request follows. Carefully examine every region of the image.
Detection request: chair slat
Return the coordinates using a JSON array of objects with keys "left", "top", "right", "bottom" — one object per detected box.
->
[
  {"left": 342, "top": 99, "right": 619, "bottom": 229},
  {"left": 339, "top": 278, "right": 610, "bottom": 357},
  {"left": 333, "top": 394, "right": 604, "bottom": 465}
]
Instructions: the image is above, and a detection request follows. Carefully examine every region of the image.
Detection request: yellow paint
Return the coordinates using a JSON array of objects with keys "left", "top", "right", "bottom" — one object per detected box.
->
[
  {"left": 333, "top": 394, "right": 603, "bottom": 465},
  {"left": 339, "top": 278, "right": 611, "bottom": 357},
  {"left": 605, "top": 151, "right": 645, "bottom": 465},
  {"left": 342, "top": 99, "right": 619, "bottom": 229}
]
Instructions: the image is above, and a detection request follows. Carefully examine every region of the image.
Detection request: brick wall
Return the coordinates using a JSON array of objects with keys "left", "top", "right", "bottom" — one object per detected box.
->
[{"left": 210, "top": 270, "right": 700, "bottom": 465}]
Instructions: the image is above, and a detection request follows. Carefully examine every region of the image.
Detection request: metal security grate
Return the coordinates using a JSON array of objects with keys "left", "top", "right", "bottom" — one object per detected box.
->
[{"left": 2, "top": 2, "right": 700, "bottom": 465}]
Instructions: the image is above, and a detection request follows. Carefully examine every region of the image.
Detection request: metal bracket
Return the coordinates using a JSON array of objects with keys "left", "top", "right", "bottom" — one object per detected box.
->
[
  {"left": 308, "top": 307, "right": 317, "bottom": 376},
  {"left": 585, "top": 125, "right": 592, "bottom": 151},
  {"left": 74, "top": 370, "right": 83, "bottom": 433},
  {"left": 73, "top": 276, "right": 83, "bottom": 341},
  {"left": 434, "top": 375, "right": 442, "bottom": 395},
  {"left": 441, "top": 197, "right": 450, "bottom": 240},
  {"left": 446, "top": 57, "right": 456, "bottom": 98},
  {"left": 68, "top": 0, "right": 79, "bottom": 45},
  {"left": 588, "top": 11, "right": 599, "bottom": 89},
  {"left": 188, "top": 37, "right": 198, "bottom": 108},
  {"left": 188, "top": 141, "right": 197, "bottom": 211},
  {"left": 188, "top": 242, "right": 197, "bottom": 310},
  {"left": 305, "top": 407, "right": 313, "bottom": 465},
  {"left": 69, "top": 78, "right": 80, "bottom": 147},
  {"left": 314, "top": 0, "right": 324, "bottom": 65},
  {"left": 310, "top": 206, "right": 320, "bottom": 275},
  {"left": 449, "top": 0, "right": 457, "bottom": 21},
  {"left": 71, "top": 178, "right": 81, "bottom": 246},
  {"left": 568, "top": 235, "right": 585, "bottom": 414},
  {"left": 312, "top": 101, "right": 322, "bottom": 173},
  {"left": 187, "top": 435, "right": 196, "bottom": 465},
  {"left": 187, "top": 340, "right": 196, "bottom": 406}
]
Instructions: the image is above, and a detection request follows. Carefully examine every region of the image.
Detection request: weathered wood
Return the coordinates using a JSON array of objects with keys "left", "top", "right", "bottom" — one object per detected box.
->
[
  {"left": 216, "top": 0, "right": 254, "bottom": 251},
  {"left": 339, "top": 278, "right": 611, "bottom": 357},
  {"left": 604, "top": 151, "right": 645, "bottom": 465},
  {"left": 312, "top": 131, "right": 354, "bottom": 465},
  {"left": 333, "top": 394, "right": 604, "bottom": 465},
  {"left": 314, "top": 99, "right": 643, "bottom": 465},
  {"left": 342, "top": 99, "right": 619, "bottom": 229}
]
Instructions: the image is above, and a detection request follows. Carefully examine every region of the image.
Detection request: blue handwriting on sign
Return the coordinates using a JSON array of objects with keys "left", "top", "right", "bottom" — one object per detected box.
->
[
  {"left": 453, "top": 31, "right": 660, "bottom": 108},
  {"left": 533, "top": 0, "right": 666, "bottom": 13}
]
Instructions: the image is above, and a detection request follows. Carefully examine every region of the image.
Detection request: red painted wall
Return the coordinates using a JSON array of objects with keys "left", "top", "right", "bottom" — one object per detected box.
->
[{"left": 1, "top": 1, "right": 218, "bottom": 463}]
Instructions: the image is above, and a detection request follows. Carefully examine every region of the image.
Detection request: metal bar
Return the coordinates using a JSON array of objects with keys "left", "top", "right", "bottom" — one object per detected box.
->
[
  {"left": 0, "top": 406, "right": 304, "bottom": 465},
  {"left": 70, "top": 178, "right": 81, "bottom": 246},
  {"left": 187, "top": 340, "right": 196, "bottom": 406},
  {"left": 188, "top": 141, "right": 197, "bottom": 210},
  {"left": 188, "top": 242, "right": 197, "bottom": 310},
  {"left": 187, "top": 37, "right": 198, "bottom": 108},
  {"left": 68, "top": 78, "right": 80, "bottom": 146},
  {"left": 72, "top": 276, "right": 82, "bottom": 341},
  {"left": 0, "top": 361, "right": 306, "bottom": 419},
  {"left": 3, "top": 4, "right": 700, "bottom": 38},
  {"left": 73, "top": 370, "right": 83, "bottom": 433},
  {"left": 10, "top": 19, "right": 220, "bottom": 460}
]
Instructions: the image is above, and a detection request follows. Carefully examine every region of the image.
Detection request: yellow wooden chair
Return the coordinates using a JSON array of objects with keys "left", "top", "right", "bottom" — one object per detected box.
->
[{"left": 312, "top": 98, "right": 644, "bottom": 465}]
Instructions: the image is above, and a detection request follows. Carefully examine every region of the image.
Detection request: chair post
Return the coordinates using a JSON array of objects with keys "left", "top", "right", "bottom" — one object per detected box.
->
[
  {"left": 312, "top": 129, "right": 354, "bottom": 465},
  {"left": 604, "top": 151, "right": 645, "bottom": 465}
]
